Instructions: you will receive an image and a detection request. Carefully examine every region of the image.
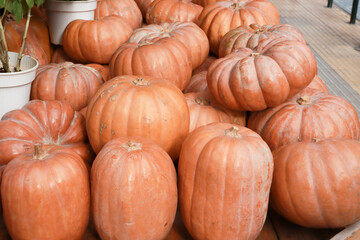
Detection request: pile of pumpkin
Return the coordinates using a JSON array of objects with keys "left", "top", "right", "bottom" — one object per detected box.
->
[{"left": 1, "top": 0, "right": 360, "bottom": 239}]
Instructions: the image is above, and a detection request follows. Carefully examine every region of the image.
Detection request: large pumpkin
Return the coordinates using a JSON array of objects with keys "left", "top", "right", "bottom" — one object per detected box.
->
[
  {"left": 271, "top": 138, "right": 360, "bottom": 228},
  {"left": 91, "top": 136, "right": 178, "bottom": 240},
  {"left": 95, "top": 0, "right": 142, "bottom": 29},
  {"left": 146, "top": 0, "right": 203, "bottom": 24},
  {"left": 218, "top": 23, "right": 306, "bottom": 57},
  {"left": 306, "top": 75, "right": 329, "bottom": 93},
  {"left": 178, "top": 123, "right": 273, "bottom": 240},
  {"left": 31, "top": 62, "right": 104, "bottom": 111},
  {"left": 62, "top": 16, "right": 134, "bottom": 64},
  {"left": 134, "top": 0, "right": 155, "bottom": 16},
  {"left": 2, "top": 145, "right": 90, "bottom": 240},
  {"left": 86, "top": 63, "right": 110, "bottom": 81},
  {"left": 86, "top": 75, "right": 190, "bottom": 159},
  {"left": 247, "top": 88, "right": 360, "bottom": 150},
  {"left": 0, "top": 100, "right": 94, "bottom": 166},
  {"left": 207, "top": 40, "right": 317, "bottom": 111},
  {"left": 197, "top": 0, "right": 280, "bottom": 54},
  {"left": 192, "top": 55, "right": 217, "bottom": 75}
]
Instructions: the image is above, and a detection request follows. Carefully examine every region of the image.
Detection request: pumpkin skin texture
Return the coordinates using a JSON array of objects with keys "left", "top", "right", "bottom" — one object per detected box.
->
[
  {"left": 95, "top": 0, "right": 142, "bottom": 30},
  {"left": 207, "top": 40, "right": 317, "bottom": 111},
  {"left": 185, "top": 92, "right": 246, "bottom": 132},
  {"left": 146, "top": 0, "right": 203, "bottom": 24},
  {"left": 134, "top": 0, "right": 155, "bottom": 16},
  {"left": 2, "top": 145, "right": 90, "bottom": 240},
  {"left": 178, "top": 123, "right": 273, "bottom": 240},
  {"left": 165, "top": 209, "right": 193, "bottom": 240},
  {"left": 184, "top": 71, "right": 208, "bottom": 93},
  {"left": 247, "top": 88, "right": 360, "bottom": 151},
  {"left": 86, "top": 63, "right": 110, "bottom": 81},
  {"left": 271, "top": 138, "right": 360, "bottom": 228},
  {"left": 51, "top": 46, "right": 77, "bottom": 63},
  {"left": 32, "top": 62, "right": 104, "bottom": 111},
  {"left": 86, "top": 76, "right": 190, "bottom": 159},
  {"left": 197, "top": 0, "right": 280, "bottom": 54},
  {"left": 218, "top": 23, "right": 306, "bottom": 57},
  {"left": 0, "top": 100, "right": 94, "bottom": 166},
  {"left": 306, "top": 75, "right": 329, "bottom": 93},
  {"left": 192, "top": 55, "right": 217, "bottom": 75},
  {"left": 91, "top": 136, "right": 178, "bottom": 240},
  {"left": 62, "top": 16, "right": 134, "bottom": 64}
]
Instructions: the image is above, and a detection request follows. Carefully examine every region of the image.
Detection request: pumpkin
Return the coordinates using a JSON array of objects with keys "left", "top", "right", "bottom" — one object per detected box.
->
[
  {"left": 31, "top": 6, "right": 47, "bottom": 22},
  {"left": 165, "top": 209, "right": 193, "bottom": 240},
  {"left": 146, "top": 0, "right": 203, "bottom": 24},
  {"left": 91, "top": 136, "right": 178, "bottom": 240},
  {"left": 207, "top": 40, "right": 317, "bottom": 111},
  {"left": 192, "top": 55, "right": 217, "bottom": 75},
  {"left": 306, "top": 75, "right": 329, "bottom": 93},
  {"left": 218, "top": 23, "right": 306, "bottom": 57},
  {"left": 95, "top": 0, "right": 142, "bottom": 29},
  {"left": 127, "top": 22, "right": 209, "bottom": 70},
  {"left": 62, "top": 15, "right": 134, "bottom": 64},
  {"left": 178, "top": 123, "right": 273, "bottom": 240},
  {"left": 31, "top": 62, "right": 104, "bottom": 111},
  {"left": 247, "top": 88, "right": 360, "bottom": 150},
  {"left": 271, "top": 138, "right": 360, "bottom": 228},
  {"left": 134, "top": 0, "right": 155, "bottom": 16},
  {"left": 185, "top": 92, "right": 246, "bottom": 132},
  {"left": 197, "top": 0, "right": 280, "bottom": 54},
  {"left": 86, "top": 63, "right": 110, "bottom": 81},
  {"left": 184, "top": 71, "right": 208, "bottom": 93},
  {"left": 51, "top": 46, "right": 76, "bottom": 63},
  {"left": 86, "top": 75, "right": 190, "bottom": 159},
  {"left": 2, "top": 145, "right": 90, "bottom": 240},
  {"left": 0, "top": 100, "right": 94, "bottom": 167}
]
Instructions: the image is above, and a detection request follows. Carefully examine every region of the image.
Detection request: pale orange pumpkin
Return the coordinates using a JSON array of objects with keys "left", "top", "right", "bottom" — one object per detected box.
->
[
  {"left": 184, "top": 71, "right": 208, "bottom": 93},
  {"left": 51, "top": 46, "right": 77, "bottom": 63},
  {"left": 306, "top": 75, "right": 329, "bottom": 93},
  {"left": 192, "top": 55, "right": 217, "bottom": 75},
  {"left": 134, "top": 0, "right": 155, "bottom": 16},
  {"left": 86, "top": 63, "right": 110, "bottom": 81}
]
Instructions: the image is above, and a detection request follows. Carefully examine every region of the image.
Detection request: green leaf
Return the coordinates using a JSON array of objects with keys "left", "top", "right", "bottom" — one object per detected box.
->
[
  {"left": 12, "top": 0, "right": 23, "bottom": 23},
  {"left": 34, "top": 0, "right": 45, "bottom": 7},
  {"left": 0, "top": 0, "right": 5, "bottom": 9},
  {"left": 25, "top": 0, "right": 34, "bottom": 8}
]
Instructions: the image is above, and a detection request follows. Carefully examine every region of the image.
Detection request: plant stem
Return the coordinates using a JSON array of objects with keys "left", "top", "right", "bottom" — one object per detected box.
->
[
  {"left": 16, "top": 8, "right": 32, "bottom": 72},
  {"left": 0, "top": 13, "right": 9, "bottom": 72}
]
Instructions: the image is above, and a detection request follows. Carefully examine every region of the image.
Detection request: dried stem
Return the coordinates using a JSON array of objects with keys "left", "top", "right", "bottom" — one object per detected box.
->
[
  {"left": 0, "top": 8, "right": 9, "bottom": 72},
  {"left": 16, "top": 8, "right": 32, "bottom": 72}
]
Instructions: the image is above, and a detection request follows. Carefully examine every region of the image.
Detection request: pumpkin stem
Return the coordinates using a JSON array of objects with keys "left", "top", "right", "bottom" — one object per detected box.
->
[
  {"left": 296, "top": 95, "right": 312, "bottom": 105},
  {"left": 230, "top": 1, "right": 242, "bottom": 10},
  {"left": 33, "top": 144, "right": 50, "bottom": 160},
  {"left": 311, "top": 138, "right": 320, "bottom": 143},
  {"left": 121, "top": 140, "right": 143, "bottom": 152},
  {"left": 195, "top": 96, "right": 210, "bottom": 106},
  {"left": 132, "top": 78, "right": 150, "bottom": 86},
  {"left": 250, "top": 52, "right": 260, "bottom": 57},
  {"left": 225, "top": 126, "right": 242, "bottom": 138},
  {"left": 250, "top": 24, "right": 262, "bottom": 33}
]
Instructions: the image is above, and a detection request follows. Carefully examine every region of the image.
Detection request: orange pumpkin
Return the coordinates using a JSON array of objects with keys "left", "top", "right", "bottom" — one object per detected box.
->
[
  {"left": 134, "top": 0, "right": 155, "bottom": 16},
  {"left": 2, "top": 145, "right": 90, "bottom": 240},
  {"left": 197, "top": 0, "right": 280, "bottom": 54},
  {"left": 306, "top": 75, "right": 329, "bottom": 93},
  {"left": 31, "top": 62, "right": 104, "bottom": 111},
  {"left": 184, "top": 71, "right": 208, "bottom": 93},
  {"left": 178, "top": 123, "right": 273, "bottom": 240},
  {"left": 146, "top": 0, "right": 203, "bottom": 24},
  {"left": 192, "top": 55, "right": 217, "bottom": 75},
  {"left": 165, "top": 209, "right": 193, "bottom": 240},
  {"left": 248, "top": 88, "right": 360, "bottom": 150},
  {"left": 0, "top": 100, "right": 94, "bottom": 167},
  {"left": 271, "top": 138, "right": 360, "bottom": 228},
  {"left": 91, "top": 137, "right": 178, "bottom": 240},
  {"left": 51, "top": 46, "right": 76, "bottom": 63},
  {"left": 86, "top": 63, "right": 110, "bottom": 81},
  {"left": 86, "top": 76, "right": 190, "bottom": 159},
  {"left": 62, "top": 16, "right": 134, "bottom": 64}
]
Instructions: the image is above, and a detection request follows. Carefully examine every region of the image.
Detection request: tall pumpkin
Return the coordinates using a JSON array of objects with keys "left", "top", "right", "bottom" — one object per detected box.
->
[
  {"left": 86, "top": 75, "right": 190, "bottom": 159},
  {"left": 91, "top": 136, "right": 178, "bottom": 240},
  {"left": 178, "top": 123, "right": 273, "bottom": 240}
]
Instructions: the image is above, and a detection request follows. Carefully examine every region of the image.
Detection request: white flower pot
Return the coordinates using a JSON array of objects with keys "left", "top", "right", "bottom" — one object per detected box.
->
[
  {"left": 0, "top": 52, "right": 39, "bottom": 119},
  {"left": 45, "top": 0, "right": 97, "bottom": 45}
]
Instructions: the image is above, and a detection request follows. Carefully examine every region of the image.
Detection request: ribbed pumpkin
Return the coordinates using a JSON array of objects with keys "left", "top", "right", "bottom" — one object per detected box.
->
[
  {"left": 127, "top": 22, "right": 209, "bottom": 70},
  {"left": 86, "top": 63, "right": 110, "bottom": 81},
  {"left": 31, "top": 62, "right": 104, "bottom": 111},
  {"left": 178, "top": 123, "right": 273, "bottom": 240},
  {"left": 0, "top": 100, "right": 94, "bottom": 166},
  {"left": 207, "top": 40, "right": 317, "bottom": 111},
  {"left": 2, "top": 145, "right": 90, "bottom": 240},
  {"left": 192, "top": 55, "right": 217, "bottom": 75},
  {"left": 248, "top": 88, "right": 360, "bottom": 150},
  {"left": 306, "top": 75, "right": 329, "bottom": 93},
  {"left": 218, "top": 23, "right": 306, "bottom": 57},
  {"left": 91, "top": 137, "right": 178, "bottom": 240},
  {"left": 134, "top": 0, "right": 155, "bottom": 16},
  {"left": 197, "top": 0, "right": 280, "bottom": 54},
  {"left": 271, "top": 138, "right": 360, "bottom": 228},
  {"left": 86, "top": 76, "right": 190, "bottom": 159},
  {"left": 95, "top": 0, "right": 142, "bottom": 29},
  {"left": 185, "top": 92, "right": 246, "bottom": 132},
  {"left": 51, "top": 46, "right": 76, "bottom": 63},
  {"left": 62, "top": 16, "right": 134, "bottom": 64},
  {"left": 146, "top": 0, "right": 203, "bottom": 24},
  {"left": 184, "top": 71, "right": 208, "bottom": 93}
]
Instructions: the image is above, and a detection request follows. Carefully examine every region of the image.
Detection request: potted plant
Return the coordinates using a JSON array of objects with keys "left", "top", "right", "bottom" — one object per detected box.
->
[
  {"left": 45, "top": 0, "right": 97, "bottom": 45},
  {"left": 0, "top": 0, "right": 44, "bottom": 118}
]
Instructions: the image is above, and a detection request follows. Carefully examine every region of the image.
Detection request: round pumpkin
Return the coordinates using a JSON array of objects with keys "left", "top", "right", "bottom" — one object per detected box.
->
[
  {"left": 197, "top": 0, "right": 280, "bottom": 54},
  {"left": 91, "top": 136, "right": 178, "bottom": 240},
  {"left": 247, "top": 88, "right": 360, "bottom": 150},
  {"left": 0, "top": 100, "right": 94, "bottom": 166},
  {"left": 86, "top": 75, "right": 190, "bottom": 159},
  {"left": 192, "top": 55, "right": 217, "bottom": 75},
  {"left": 51, "top": 46, "right": 76, "bottom": 63},
  {"left": 207, "top": 40, "right": 317, "bottom": 111},
  {"left": 146, "top": 0, "right": 203, "bottom": 24},
  {"left": 134, "top": 0, "right": 155, "bottom": 16},
  {"left": 86, "top": 63, "right": 110, "bottom": 81},
  {"left": 178, "top": 123, "right": 273, "bottom": 240},
  {"left": 165, "top": 209, "right": 193, "bottom": 240},
  {"left": 218, "top": 23, "right": 306, "bottom": 57},
  {"left": 306, "top": 75, "right": 329, "bottom": 93},
  {"left": 62, "top": 15, "right": 134, "bottom": 64},
  {"left": 185, "top": 92, "right": 246, "bottom": 132},
  {"left": 2, "top": 145, "right": 90, "bottom": 240},
  {"left": 31, "top": 62, "right": 104, "bottom": 111},
  {"left": 95, "top": 0, "right": 142, "bottom": 29},
  {"left": 271, "top": 138, "right": 360, "bottom": 228},
  {"left": 184, "top": 71, "right": 208, "bottom": 93}
]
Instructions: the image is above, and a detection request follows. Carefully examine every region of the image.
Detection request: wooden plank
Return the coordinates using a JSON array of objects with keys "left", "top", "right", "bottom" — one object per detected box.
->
[{"left": 330, "top": 221, "right": 360, "bottom": 240}]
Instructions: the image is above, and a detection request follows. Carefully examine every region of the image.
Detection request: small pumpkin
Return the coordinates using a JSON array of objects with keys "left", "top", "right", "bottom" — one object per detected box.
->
[
  {"left": 306, "top": 75, "right": 329, "bottom": 93},
  {"left": 86, "top": 63, "right": 110, "bottom": 81},
  {"left": 192, "top": 55, "right": 217, "bottom": 75},
  {"left": 134, "top": 0, "right": 155, "bottom": 16},
  {"left": 184, "top": 71, "right": 208, "bottom": 93},
  {"left": 51, "top": 46, "right": 76, "bottom": 63}
]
